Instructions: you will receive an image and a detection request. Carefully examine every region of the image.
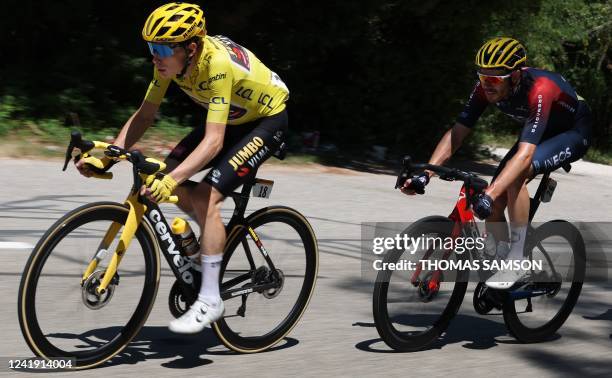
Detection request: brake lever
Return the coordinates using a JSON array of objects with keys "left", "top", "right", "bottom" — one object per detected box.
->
[
  {"left": 395, "top": 168, "right": 410, "bottom": 189},
  {"left": 62, "top": 142, "right": 74, "bottom": 171}
]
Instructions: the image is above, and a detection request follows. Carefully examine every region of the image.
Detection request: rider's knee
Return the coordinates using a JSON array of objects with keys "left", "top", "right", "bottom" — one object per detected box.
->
[{"left": 190, "top": 183, "right": 224, "bottom": 219}]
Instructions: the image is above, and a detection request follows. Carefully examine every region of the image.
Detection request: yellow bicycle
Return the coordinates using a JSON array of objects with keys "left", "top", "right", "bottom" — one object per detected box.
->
[{"left": 18, "top": 131, "right": 318, "bottom": 369}]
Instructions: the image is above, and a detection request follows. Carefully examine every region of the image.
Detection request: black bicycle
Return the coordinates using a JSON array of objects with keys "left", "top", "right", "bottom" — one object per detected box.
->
[
  {"left": 18, "top": 131, "right": 319, "bottom": 369},
  {"left": 373, "top": 156, "right": 585, "bottom": 351}
]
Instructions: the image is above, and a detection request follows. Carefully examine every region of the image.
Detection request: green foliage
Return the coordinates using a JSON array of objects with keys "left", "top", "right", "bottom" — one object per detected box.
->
[{"left": 1, "top": 0, "right": 610, "bottom": 159}]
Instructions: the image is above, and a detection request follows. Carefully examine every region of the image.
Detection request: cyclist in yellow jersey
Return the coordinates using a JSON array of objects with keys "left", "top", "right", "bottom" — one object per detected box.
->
[{"left": 75, "top": 2, "right": 290, "bottom": 334}]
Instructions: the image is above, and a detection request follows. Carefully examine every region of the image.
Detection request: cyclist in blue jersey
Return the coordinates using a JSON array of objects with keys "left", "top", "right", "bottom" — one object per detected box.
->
[{"left": 402, "top": 37, "right": 592, "bottom": 288}]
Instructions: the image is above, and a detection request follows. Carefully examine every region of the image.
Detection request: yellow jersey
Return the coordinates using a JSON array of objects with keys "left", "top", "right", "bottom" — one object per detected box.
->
[{"left": 144, "top": 35, "right": 290, "bottom": 125}]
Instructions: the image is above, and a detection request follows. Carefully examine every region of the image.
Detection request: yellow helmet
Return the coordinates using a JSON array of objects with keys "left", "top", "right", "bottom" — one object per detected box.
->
[
  {"left": 475, "top": 37, "right": 526, "bottom": 70},
  {"left": 142, "top": 2, "right": 206, "bottom": 43}
]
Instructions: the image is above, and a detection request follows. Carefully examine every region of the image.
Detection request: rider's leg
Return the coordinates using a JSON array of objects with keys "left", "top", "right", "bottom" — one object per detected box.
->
[
  {"left": 505, "top": 174, "right": 530, "bottom": 261},
  {"left": 168, "top": 110, "right": 288, "bottom": 333},
  {"left": 484, "top": 142, "right": 518, "bottom": 249},
  {"left": 191, "top": 183, "right": 226, "bottom": 307},
  {"left": 486, "top": 192, "right": 509, "bottom": 243},
  {"left": 163, "top": 157, "right": 198, "bottom": 219},
  {"left": 168, "top": 182, "right": 226, "bottom": 333}
]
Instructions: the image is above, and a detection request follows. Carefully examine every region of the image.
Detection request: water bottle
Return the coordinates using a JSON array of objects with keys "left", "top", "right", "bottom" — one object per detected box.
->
[{"left": 171, "top": 218, "right": 201, "bottom": 270}]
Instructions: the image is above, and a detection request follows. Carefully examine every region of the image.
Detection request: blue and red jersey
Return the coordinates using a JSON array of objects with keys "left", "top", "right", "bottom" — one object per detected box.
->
[{"left": 457, "top": 67, "right": 584, "bottom": 144}]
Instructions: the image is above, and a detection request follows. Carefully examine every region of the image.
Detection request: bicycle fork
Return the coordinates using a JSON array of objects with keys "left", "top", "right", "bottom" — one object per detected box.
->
[{"left": 80, "top": 193, "right": 145, "bottom": 294}]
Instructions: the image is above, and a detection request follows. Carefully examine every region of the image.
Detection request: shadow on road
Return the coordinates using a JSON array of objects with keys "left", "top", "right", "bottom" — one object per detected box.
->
[
  {"left": 44, "top": 326, "right": 299, "bottom": 369},
  {"left": 353, "top": 313, "right": 510, "bottom": 353},
  {"left": 583, "top": 308, "right": 612, "bottom": 339},
  {"left": 519, "top": 349, "right": 612, "bottom": 376}
]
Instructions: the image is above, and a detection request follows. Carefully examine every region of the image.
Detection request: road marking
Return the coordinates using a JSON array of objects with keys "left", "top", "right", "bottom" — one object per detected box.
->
[{"left": 0, "top": 242, "right": 34, "bottom": 249}]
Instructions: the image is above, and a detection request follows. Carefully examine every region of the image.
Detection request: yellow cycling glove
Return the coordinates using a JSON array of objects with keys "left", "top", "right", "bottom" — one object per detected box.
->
[
  {"left": 82, "top": 155, "right": 115, "bottom": 171},
  {"left": 145, "top": 174, "right": 178, "bottom": 203}
]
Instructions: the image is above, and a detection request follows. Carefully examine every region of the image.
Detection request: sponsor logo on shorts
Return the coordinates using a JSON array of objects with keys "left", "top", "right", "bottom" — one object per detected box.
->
[
  {"left": 228, "top": 137, "right": 265, "bottom": 171},
  {"left": 212, "top": 169, "right": 221, "bottom": 178},
  {"left": 237, "top": 167, "right": 250, "bottom": 177},
  {"left": 543, "top": 146, "right": 572, "bottom": 170},
  {"left": 273, "top": 130, "right": 284, "bottom": 142}
]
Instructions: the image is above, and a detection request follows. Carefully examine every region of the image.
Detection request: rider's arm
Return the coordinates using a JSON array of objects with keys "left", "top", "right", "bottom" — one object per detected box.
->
[
  {"left": 168, "top": 56, "right": 232, "bottom": 184},
  {"left": 427, "top": 123, "right": 472, "bottom": 171},
  {"left": 113, "top": 100, "right": 160, "bottom": 149},
  {"left": 115, "top": 68, "right": 171, "bottom": 149}
]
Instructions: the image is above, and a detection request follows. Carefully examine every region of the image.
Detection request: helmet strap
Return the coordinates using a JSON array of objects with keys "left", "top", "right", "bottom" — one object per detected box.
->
[{"left": 175, "top": 38, "right": 201, "bottom": 79}]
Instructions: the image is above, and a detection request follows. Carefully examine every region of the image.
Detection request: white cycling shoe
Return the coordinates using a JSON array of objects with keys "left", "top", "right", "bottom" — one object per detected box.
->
[
  {"left": 485, "top": 267, "right": 528, "bottom": 290},
  {"left": 168, "top": 299, "right": 225, "bottom": 334}
]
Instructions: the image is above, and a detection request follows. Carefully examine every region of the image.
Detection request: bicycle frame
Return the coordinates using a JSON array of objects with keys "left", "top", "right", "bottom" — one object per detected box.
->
[
  {"left": 408, "top": 170, "right": 558, "bottom": 292},
  {"left": 80, "top": 172, "right": 281, "bottom": 302}
]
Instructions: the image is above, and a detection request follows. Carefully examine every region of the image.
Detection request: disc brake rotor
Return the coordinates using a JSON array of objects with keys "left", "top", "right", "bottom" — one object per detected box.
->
[{"left": 81, "top": 270, "right": 117, "bottom": 310}]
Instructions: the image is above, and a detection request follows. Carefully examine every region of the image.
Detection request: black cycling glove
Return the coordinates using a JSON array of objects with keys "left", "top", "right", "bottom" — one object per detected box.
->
[{"left": 405, "top": 173, "right": 430, "bottom": 194}]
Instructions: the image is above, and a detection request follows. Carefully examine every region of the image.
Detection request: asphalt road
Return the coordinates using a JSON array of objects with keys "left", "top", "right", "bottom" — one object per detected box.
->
[{"left": 1, "top": 157, "right": 611, "bottom": 377}]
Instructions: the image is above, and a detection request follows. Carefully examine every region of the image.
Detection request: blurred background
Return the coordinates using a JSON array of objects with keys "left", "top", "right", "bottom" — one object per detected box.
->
[{"left": 1, "top": 0, "right": 610, "bottom": 162}]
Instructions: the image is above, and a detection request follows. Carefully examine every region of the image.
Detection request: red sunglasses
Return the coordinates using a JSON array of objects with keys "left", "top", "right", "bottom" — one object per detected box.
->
[{"left": 477, "top": 72, "right": 511, "bottom": 86}]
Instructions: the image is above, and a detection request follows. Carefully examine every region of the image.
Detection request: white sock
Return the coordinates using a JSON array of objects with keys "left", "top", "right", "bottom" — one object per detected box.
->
[
  {"left": 507, "top": 225, "right": 528, "bottom": 261},
  {"left": 198, "top": 253, "right": 223, "bottom": 307}
]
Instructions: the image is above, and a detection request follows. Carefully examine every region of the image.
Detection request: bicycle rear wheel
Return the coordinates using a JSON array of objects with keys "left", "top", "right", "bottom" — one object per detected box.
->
[
  {"left": 373, "top": 216, "right": 468, "bottom": 351},
  {"left": 18, "top": 202, "right": 160, "bottom": 369},
  {"left": 503, "top": 220, "right": 585, "bottom": 342},
  {"left": 212, "top": 206, "right": 318, "bottom": 353}
]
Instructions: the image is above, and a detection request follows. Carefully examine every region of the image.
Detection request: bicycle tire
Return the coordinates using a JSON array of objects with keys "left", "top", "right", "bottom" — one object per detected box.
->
[
  {"left": 18, "top": 202, "right": 160, "bottom": 369},
  {"left": 212, "top": 206, "right": 318, "bottom": 353},
  {"left": 503, "top": 220, "right": 585, "bottom": 342},
  {"left": 373, "top": 216, "right": 468, "bottom": 352}
]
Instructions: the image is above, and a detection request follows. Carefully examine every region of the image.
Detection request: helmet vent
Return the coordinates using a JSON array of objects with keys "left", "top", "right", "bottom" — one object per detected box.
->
[
  {"left": 158, "top": 26, "right": 171, "bottom": 37},
  {"left": 150, "top": 18, "right": 163, "bottom": 34}
]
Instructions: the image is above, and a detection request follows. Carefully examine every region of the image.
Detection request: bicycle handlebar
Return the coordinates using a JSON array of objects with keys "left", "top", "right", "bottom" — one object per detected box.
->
[
  {"left": 396, "top": 155, "right": 489, "bottom": 205},
  {"left": 63, "top": 131, "right": 178, "bottom": 204}
]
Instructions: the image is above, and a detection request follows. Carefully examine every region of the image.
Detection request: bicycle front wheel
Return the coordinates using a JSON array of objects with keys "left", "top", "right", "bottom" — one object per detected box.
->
[
  {"left": 212, "top": 206, "right": 318, "bottom": 353},
  {"left": 18, "top": 202, "right": 160, "bottom": 369},
  {"left": 373, "top": 216, "right": 468, "bottom": 352}
]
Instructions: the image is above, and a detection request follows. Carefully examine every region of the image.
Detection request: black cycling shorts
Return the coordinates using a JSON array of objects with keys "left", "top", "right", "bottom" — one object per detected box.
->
[
  {"left": 167, "top": 110, "right": 288, "bottom": 196},
  {"left": 492, "top": 101, "right": 592, "bottom": 182}
]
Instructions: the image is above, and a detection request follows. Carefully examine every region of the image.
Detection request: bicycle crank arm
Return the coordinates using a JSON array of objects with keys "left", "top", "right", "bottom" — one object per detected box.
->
[
  {"left": 509, "top": 289, "right": 549, "bottom": 300},
  {"left": 221, "top": 281, "right": 280, "bottom": 301}
]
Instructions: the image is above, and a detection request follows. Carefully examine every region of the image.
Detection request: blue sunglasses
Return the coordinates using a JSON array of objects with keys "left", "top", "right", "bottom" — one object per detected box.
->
[{"left": 147, "top": 42, "right": 175, "bottom": 58}]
